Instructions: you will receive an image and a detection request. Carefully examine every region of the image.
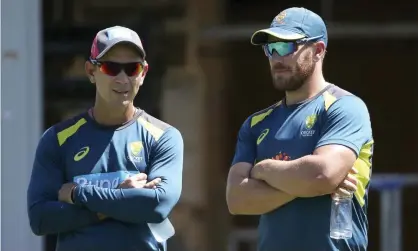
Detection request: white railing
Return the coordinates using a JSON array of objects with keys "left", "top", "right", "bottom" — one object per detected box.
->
[{"left": 227, "top": 173, "right": 418, "bottom": 251}]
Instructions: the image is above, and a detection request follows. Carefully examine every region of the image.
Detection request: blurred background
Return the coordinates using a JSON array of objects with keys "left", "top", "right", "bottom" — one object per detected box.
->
[{"left": 2, "top": 0, "right": 418, "bottom": 251}]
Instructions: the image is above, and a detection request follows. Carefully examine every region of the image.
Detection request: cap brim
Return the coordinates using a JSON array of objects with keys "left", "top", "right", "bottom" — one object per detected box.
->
[
  {"left": 250, "top": 27, "right": 306, "bottom": 45},
  {"left": 96, "top": 39, "right": 146, "bottom": 60}
]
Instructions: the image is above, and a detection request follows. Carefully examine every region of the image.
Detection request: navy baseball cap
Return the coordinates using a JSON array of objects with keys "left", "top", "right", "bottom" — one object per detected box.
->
[
  {"left": 251, "top": 7, "right": 328, "bottom": 46},
  {"left": 90, "top": 26, "right": 146, "bottom": 60}
]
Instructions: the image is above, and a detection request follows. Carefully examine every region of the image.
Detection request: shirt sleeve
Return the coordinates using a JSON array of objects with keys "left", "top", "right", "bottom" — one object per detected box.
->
[
  {"left": 231, "top": 118, "right": 257, "bottom": 165},
  {"left": 73, "top": 127, "right": 184, "bottom": 224},
  {"left": 27, "top": 127, "right": 100, "bottom": 236},
  {"left": 316, "top": 95, "right": 373, "bottom": 156}
]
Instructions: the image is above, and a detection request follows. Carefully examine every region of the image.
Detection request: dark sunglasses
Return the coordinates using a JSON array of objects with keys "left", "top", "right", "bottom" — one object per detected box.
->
[
  {"left": 90, "top": 59, "right": 144, "bottom": 77},
  {"left": 263, "top": 35, "right": 324, "bottom": 58}
]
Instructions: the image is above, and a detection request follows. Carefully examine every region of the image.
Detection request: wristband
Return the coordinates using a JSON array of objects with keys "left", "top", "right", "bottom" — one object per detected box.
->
[{"left": 70, "top": 185, "right": 77, "bottom": 204}]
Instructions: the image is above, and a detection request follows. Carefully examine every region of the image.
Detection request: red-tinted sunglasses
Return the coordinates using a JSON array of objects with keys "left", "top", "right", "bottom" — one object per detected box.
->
[{"left": 90, "top": 59, "right": 144, "bottom": 77}]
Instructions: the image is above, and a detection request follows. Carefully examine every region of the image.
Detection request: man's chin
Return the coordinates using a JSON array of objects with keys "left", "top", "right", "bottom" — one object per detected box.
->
[
  {"left": 273, "top": 83, "right": 304, "bottom": 92},
  {"left": 107, "top": 98, "right": 133, "bottom": 107},
  {"left": 122, "top": 100, "right": 134, "bottom": 106},
  {"left": 273, "top": 81, "right": 292, "bottom": 92}
]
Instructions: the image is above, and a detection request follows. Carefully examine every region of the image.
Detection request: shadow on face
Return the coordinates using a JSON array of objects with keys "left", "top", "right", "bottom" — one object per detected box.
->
[
  {"left": 268, "top": 43, "right": 318, "bottom": 91},
  {"left": 268, "top": 43, "right": 314, "bottom": 68},
  {"left": 85, "top": 43, "right": 148, "bottom": 106}
]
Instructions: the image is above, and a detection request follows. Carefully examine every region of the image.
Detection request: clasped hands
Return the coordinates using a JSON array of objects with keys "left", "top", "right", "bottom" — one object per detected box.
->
[{"left": 58, "top": 173, "right": 161, "bottom": 219}]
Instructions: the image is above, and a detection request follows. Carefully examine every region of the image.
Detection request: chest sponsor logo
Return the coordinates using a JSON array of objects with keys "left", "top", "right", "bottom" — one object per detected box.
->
[
  {"left": 73, "top": 170, "right": 139, "bottom": 189},
  {"left": 272, "top": 151, "right": 291, "bottom": 161},
  {"left": 257, "top": 129, "right": 270, "bottom": 145},
  {"left": 256, "top": 151, "right": 292, "bottom": 164},
  {"left": 301, "top": 114, "right": 317, "bottom": 137},
  {"left": 129, "top": 141, "right": 143, "bottom": 163}
]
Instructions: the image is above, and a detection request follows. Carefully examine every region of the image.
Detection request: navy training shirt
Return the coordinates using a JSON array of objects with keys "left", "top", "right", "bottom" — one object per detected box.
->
[
  {"left": 232, "top": 84, "right": 373, "bottom": 251},
  {"left": 27, "top": 109, "right": 183, "bottom": 251}
]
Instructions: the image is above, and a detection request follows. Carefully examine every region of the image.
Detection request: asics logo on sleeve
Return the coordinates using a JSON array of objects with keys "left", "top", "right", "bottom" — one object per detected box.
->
[{"left": 74, "top": 146, "right": 90, "bottom": 161}]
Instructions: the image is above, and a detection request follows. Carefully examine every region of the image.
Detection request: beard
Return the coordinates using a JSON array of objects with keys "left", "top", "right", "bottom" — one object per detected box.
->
[{"left": 271, "top": 55, "right": 315, "bottom": 92}]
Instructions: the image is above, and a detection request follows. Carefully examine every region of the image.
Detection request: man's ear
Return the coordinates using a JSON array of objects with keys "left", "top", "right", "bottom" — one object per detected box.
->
[
  {"left": 85, "top": 61, "right": 96, "bottom": 83},
  {"left": 314, "top": 41, "right": 326, "bottom": 61},
  {"left": 139, "top": 62, "right": 149, "bottom": 86},
  {"left": 142, "top": 61, "right": 149, "bottom": 76}
]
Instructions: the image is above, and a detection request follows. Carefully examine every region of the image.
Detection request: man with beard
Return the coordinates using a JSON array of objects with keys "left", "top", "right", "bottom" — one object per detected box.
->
[{"left": 226, "top": 7, "right": 373, "bottom": 251}]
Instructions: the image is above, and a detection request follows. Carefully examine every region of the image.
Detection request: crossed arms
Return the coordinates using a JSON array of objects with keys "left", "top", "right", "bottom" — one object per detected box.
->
[
  {"left": 226, "top": 145, "right": 357, "bottom": 215},
  {"left": 226, "top": 96, "right": 372, "bottom": 215},
  {"left": 27, "top": 127, "right": 183, "bottom": 236}
]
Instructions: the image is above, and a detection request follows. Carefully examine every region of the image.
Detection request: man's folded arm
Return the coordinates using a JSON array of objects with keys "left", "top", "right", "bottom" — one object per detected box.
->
[
  {"left": 226, "top": 118, "right": 295, "bottom": 215},
  {"left": 251, "top": 146, "right": 356, "bottom": 197},
  {"left": 73, "top": 127, "right": 184, "bottom": 224},
  {"left": 27, "top": 127, "right": 100, "bottom": 236},
  {"left": 251, "top": 96, "right": 373, "bottom": 197},
  {"left": 227, "top": 162, "right": 295, "bottom": 215}
]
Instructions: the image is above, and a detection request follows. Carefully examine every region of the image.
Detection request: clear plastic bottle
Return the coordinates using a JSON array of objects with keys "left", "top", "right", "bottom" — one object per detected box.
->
[
  {"left": 148, "top": 218, "right": 175, "bottom": 243},
  {"left": 330, "top": 193, "right": 353, "bottom": 239}
]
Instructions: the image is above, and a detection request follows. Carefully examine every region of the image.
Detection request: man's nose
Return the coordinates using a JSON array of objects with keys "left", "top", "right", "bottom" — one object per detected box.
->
[
  {"left": 271, "top": 51, "right": 285, "bottom": 62},
  {"left": 114, "top": 71, "right": 130, "bottom": 84}
]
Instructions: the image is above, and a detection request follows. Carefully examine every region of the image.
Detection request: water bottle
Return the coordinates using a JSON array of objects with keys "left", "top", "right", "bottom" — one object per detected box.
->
[
  {"left": 330, "top": 193, "right": 353, "bottom": 239},
  {"left": 148, "top": 218, "right": 175, "bottom": 242}
]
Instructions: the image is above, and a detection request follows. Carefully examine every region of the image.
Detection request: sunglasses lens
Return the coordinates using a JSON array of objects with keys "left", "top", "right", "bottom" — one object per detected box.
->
[
  {"left": 99, "top": 62, "right": 143, "bottom": 77},
  {"left": 100, "top": 62, "right": 121, "bottom": 76},
  {"left": 124, "top": 63, "right": 143, "bottom": 76},
  {"left": 264, "top": 42, "right": 297, "bottom": 57}
]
